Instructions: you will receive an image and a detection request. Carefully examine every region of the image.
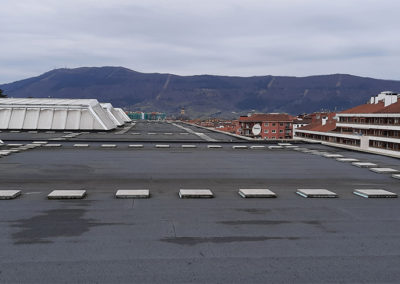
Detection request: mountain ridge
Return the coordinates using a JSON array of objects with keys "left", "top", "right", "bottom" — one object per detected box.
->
[{"left": 2, "top": 66, "right": 400, "bottom": 118}]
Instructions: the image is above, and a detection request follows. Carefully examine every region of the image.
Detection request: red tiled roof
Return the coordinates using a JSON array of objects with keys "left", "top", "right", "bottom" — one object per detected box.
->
[
  {"left": 378, "top": 101, "right": 400, "bottom": 113},
  {"left": 239, "top": 113, "right": 294, "bottom": 122},
  {"left": 339, "top": 102, "right": 385, "bottom": 114},
  {"left": 298, "top": 121, "right": 337, "bottom": 132},
  {"left": 293, "top": 118, "right": 312, "bottom": 124}
]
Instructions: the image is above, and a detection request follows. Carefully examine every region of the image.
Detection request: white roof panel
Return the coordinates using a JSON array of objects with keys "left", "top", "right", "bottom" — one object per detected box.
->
[
  {"left": 0, "top": 108, "right": 11, "bottom": 128},
  {"left": 0, "top": 98, "right": 118, "bottom": 130},
  {"left": 23, "top": 108, "right": 40, "bottom": 129}
]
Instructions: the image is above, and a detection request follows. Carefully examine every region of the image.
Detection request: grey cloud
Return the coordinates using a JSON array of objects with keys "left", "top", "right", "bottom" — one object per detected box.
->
[{"left": 1, "top": 0, "right": 400, "bottom": 83}]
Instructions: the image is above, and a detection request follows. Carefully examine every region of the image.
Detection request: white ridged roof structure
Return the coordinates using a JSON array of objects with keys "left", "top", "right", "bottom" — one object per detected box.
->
[
  {"left": 0, "top": 98, "right": 119, "bottom": 130},
  {"left": 100, "top": 103, "right": 125, "bottom": 126},
  {"left": 115, "top": 108, "right": 131, "bottom": 122}
]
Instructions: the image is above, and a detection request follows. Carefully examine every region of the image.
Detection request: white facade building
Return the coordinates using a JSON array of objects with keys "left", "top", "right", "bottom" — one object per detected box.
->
[{"left": 294, "top": 91, "right": 400, "bottom": 158}]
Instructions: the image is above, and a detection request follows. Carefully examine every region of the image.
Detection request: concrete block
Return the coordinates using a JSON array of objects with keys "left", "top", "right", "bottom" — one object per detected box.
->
[
  {"left": 250, "top": 146, "right": 266, "bottom": 149},
  {"left": 238, "top": 189, "right": 276, "bottom": 198},
  {"left": 179, "top": 189, "right": 213, "bottom": 198},
  {"left": 336, "top": 158, "right": 359, "bottom": 162},
  {"left": 232, "top": 145, "right": 248, "bottom": 149},
  {"left": 352, "top": 162, "right": 378, "bottom": 168},
  {"left": 323, "top": 154, "right": 343, "bottom": 158},
  {"left": 25, "top": 144, "right": 41, "bottom": 148},
  {"left": 181, "top": 145, "right": 197, "bottom": 148},
  {"left": 0, "top": 150, "right": 11, "bottom": 156},
  {"left": 32, "top": 141, "right": 48, "bottom": 144},
  {"left": 164, "top": 133, "right": 173, "bottom": 135},
  {"left": 313, "top": 151, "right": 330, "bottom": 156},
  {"left": 44, "top": 144, "right": 62, "bottom": 147},
  {"left": 129, "top": 144, "right": 144, "bottom": 148},
  {"left": 207, "top": 145, "right": 222, "bottom": 149},
  {"left": 285, "top": 145, "right": 299, "bottom": 148},
  {"left": 10, "top": 131, "right": 20, "bottom": 133},
  {"left": 278, "top": 143, "right": 291, "bottom": 146},
  {"left": 48, "top": 190, "right": 86, "bottom": 199},
  {"left": 392, "top": 174, "right": 400, "bottom": 180},
  {"left": 268, "top": 145, "right": 283, "bottom": 149},
  {"left": 155, "top": 144, "right": 170, "bottom": 148},
  {"left": 7, "top": 144, "right": 23, "bottom": 147},
  {"left": 17, "top": 147, "right": 29, "bottom": 150},
  {"left": 101, "top": 144, "right": 117, "bottom": 148},
  {"left": 147, "top": 133, "right": 156, "bottom": 135},
  {"left": 73, "top": 144, "right": 89, "bottom": 147},
  {"left": 369, "top": 168, "right": 398, "bottom": 174},
  {"left": 0, "top": 190, "right": 21, "bottom": 200},
  {"left": 353, "top": 189, "right": 397, "bottom": 198},
  {"left": 180, "top": 133, "right": 189, "bottom": 135},
  {"left": 131, "top": 133, "right": 141, "bottom": 135},
  {"left": 116, "top": 189, "right": 150, "bottom": 198},
  {"left": 296, "top": 189, "right": 338, "bottom": 198}
]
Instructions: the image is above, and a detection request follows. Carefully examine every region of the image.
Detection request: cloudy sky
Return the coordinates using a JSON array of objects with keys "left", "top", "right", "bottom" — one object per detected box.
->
[{"left": 1, "top": 0, "right": 399, "bottom": 83}]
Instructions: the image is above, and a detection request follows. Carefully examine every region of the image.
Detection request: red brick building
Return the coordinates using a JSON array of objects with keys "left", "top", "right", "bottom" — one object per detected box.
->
[{"left": 238, "top": 113, "right": 294, "bottom": 139}]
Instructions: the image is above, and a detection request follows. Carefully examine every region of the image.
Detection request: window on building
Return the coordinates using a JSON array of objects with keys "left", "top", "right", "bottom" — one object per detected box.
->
[
  {"left": 279, "top": 137, "right": 283, "bottom": 139},
  {"left": 271, "top": 136, "right": 276, "bottom": 139},
  {"left": 272, "top": 130, "right": 276, "bottom": 133},
  {"left": 264, "top": 122, "right": 269, "bottom": 126},
  {"left": 280, "top": 123, "right": 283, "bottom": 126},
  {"left": 272, "top": 123, "right": 276, "bottom": 126},
  {"left": 264, "top": 130, "right": 268, "bottom": 134},
  {"left": 279, "top": 129, "right": 283, "bottom": 133}
]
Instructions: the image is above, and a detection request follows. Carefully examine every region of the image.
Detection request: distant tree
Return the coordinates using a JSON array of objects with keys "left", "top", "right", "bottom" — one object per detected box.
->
[{"left": 0, "top": 89, "right": 7, "bottom": 98}]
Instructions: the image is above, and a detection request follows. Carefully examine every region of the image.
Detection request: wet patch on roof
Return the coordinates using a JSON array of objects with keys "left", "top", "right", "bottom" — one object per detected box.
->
[
  {"left": 10, "top": 208, "right": 124, "bottom": 245},
  {"left": 160, "top": 236, "right": 301, "bottom": 246},
  {"left": 235, "top": 208, "right": 271, "bottom": 214}
]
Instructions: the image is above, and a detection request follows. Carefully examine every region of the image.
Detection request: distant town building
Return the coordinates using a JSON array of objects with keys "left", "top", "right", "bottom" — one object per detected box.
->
[
  {"left": 127, "top": 111, "right": 166, "bottom": 120},
  {"left": 294, "top": 91, "right": 400, "bottom": 157},
  {"left": 238, "top": 113, "right": 294, "bottom": 139}
]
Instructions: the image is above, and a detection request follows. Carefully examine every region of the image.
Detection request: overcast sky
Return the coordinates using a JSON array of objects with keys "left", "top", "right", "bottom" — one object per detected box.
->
[{"left": 1, "top": 0, "right": 399, "bottom": 83}]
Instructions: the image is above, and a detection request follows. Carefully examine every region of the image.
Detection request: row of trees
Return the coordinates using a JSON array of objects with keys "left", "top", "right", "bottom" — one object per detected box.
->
[{"left": 0, "top": 89, "right": 7, "bottom": 98}]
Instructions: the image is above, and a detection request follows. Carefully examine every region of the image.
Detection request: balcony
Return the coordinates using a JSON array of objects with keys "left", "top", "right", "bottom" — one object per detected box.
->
[{"left": 336, "top": 122, "right": 400, "bottom": 131}]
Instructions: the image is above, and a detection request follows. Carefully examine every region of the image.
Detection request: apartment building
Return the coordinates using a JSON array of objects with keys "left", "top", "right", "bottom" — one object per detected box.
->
[
  {"left": 294, "top": 91, "right": 400, "bottom": 157},
  {"left": 238, "top": 113, "right": 294, "bottom": 139}
]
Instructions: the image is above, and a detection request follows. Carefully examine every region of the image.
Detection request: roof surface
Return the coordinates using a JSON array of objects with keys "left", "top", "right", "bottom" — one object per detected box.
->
[{"left": 0, "top": 121, "right": 399, "bottom": 283}]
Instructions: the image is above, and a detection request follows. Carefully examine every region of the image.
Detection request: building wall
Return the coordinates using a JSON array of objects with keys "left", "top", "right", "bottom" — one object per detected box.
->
[{"left": 240, "top": 120, "right": 293, "bottom": 139}]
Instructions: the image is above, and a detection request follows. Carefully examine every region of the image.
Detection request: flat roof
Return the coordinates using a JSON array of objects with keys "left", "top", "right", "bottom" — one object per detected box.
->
[{"left": 1, "top": 121, "right": 400, "bottom": 283}]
